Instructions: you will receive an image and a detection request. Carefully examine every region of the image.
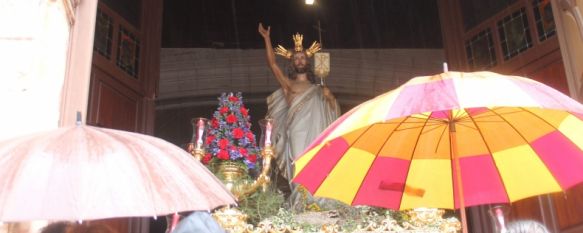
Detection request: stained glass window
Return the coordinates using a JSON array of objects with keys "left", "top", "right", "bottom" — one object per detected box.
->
[
  {"left": 116, "top": 27, "right": 140, "bottom": 78},
  {"left": 533, "top": 0, "right": 556, "bottom": 41},
  {"left": 94, "top": 9, "right": 113, "bottom": 59},
  {"left": 465, "top": 28, "right": 497, "bottom": 70},
  {"left": 497, "top": 8, "right": 533, "bottom": 60}
]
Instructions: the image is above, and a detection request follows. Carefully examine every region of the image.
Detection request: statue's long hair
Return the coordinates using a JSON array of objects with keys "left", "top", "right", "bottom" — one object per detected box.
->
[{"left": 286, "top": 52, "right": 316, "bottom": 84}]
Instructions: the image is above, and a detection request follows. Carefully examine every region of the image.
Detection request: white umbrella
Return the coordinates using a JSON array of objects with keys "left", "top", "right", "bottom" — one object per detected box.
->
[{"left": 0, "top": 123, "right": 236, "bottom": 221}]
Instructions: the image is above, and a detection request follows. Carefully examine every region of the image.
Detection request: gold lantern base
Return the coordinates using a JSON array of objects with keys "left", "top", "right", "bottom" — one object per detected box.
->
[{"left": 212, "top": 206, "right": 253, "bottom": 232}]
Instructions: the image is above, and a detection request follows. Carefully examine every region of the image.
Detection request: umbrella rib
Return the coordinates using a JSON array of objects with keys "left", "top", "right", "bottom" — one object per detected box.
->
[
  {"left": 488, "top": 108, "right": 537, "bottom": 149},
  {"left": 519, "top": 107, "right": 575, "bottom": 189},
  {"left": 454, "top": 122, "right": 478, "bottom": 131},
  {"left": 520, "top": 107, "right": 565, "bottom": 130},
  {"left": 393, "top": 122, "right": 444, "bottom": 132},
  {"left": 408, "top": 114, "right": 433, "bottom": 121},
  {"left": 452, "top": 109, "right": 466, "bottom": 120},
  {"left": 467, "top": 109, "right": 524, "bottom": 121},
  {"left": 465, "top": 109, "right": 512, "bottom": 204},
  {"left": 483, "top": 107, "right": 562, "bottom": 201},
  {"left": 419, "top": 123, "right": 448, "bottom": 136},
  {"left": 397, "top": 113, "right": 433, "bottom": 209},
  {"left": 349, "top": 116, "right": 411, "bottom": 206},
  {"left": 435, "top": 122, "right": 449, "bottom": 154},
  {"left": 106, "top": 130, "right": 161, "bottom": 215}
]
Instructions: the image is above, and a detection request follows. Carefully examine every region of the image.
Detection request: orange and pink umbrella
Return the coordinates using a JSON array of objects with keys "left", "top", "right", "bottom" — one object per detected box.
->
[{"left": 293, "top": 71, "right": 583, "bottom": 232}]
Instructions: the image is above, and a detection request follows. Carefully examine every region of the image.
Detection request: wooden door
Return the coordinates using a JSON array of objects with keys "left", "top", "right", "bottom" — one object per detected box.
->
[{"left": 86, "top": 0, "right": 162, "bottom": 232}]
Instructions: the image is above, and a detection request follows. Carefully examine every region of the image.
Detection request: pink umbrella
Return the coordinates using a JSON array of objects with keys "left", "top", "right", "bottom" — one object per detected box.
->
[{"left": 0, "top": 124, "right": 236, "bottom": 222}]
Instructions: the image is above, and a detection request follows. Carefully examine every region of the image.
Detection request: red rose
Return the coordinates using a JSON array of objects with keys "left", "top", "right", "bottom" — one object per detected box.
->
[
  {"left": 226, "top": 114, "right": 237, "bottom": 124},
  {"left": 218, "top": 138, "right": 229, "bottom": 149},
  {"left": 202, "top": 153, "right": 212, "bottom": 164},
  {"left": 229, "top": 96, "right": 239, "bottom": 102},
  {"left": 240, "top": 107, "right": 248, "bottom": 116},
  {"left": 245, "top": 132, "right": 254, "bottom": 141},
  {"left": 205, "top": 135, "right": 215, "bottom": 145},
  {"left": 217, "top": 150, "right": 230, "bottom": 160},
  {"left": 211, "top": 118, "right": 219, "bottom": 128},
  {"left": 232, "top": 128, "right": 244, "bottom": 139},
  {"left": 247, "top": 154, "right": 257, "bottom": 163},
  {"left": 238, "top": 147, "right": 248, "bottom": 156},
  {"left": 219, "top": 106, "right": 229, "bottom": 114}
]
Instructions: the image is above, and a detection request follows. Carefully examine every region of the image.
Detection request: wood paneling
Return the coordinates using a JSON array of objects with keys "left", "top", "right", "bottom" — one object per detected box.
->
[
  {"left": 526, "top": 58, "right": 569, "bottom": 94},
  {"left": 509, "top": 196, "right": 545, "bottom": 223},
  {"left": 88, "top": 67, "right": 141, "bottom": 131},
  {"left": 553, "top": 183, "right": 583, "bottom": 230}
]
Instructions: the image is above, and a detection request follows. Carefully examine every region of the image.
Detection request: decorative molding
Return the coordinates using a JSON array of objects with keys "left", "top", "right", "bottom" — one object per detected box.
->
[
  {"left": 559, "top": 0, "right": 583, "bottom": 40},
  {"left": 63, "top": 0, "right": 80, "bottom": 26}
]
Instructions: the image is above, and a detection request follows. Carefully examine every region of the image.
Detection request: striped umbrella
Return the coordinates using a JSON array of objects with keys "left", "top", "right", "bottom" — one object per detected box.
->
[{"left": 292, "top": 71, "right": 583, "bottom": 232}]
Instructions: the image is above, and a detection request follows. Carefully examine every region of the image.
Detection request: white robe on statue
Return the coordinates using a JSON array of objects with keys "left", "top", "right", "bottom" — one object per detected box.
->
[{"left": 267, "top": 84, "right": 341, "bottom": 211}]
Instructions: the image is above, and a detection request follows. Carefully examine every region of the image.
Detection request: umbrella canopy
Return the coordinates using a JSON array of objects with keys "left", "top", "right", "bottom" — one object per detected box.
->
[
  {"left": 0, "top": 124, "right": 236, "bottom": 222},
  {"left": 293, "top": 71, "right": 583, "bottom": 211}
]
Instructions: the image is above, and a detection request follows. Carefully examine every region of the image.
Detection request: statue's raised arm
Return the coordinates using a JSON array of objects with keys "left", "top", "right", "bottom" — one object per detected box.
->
[{"left": 258, "top": 23, "right": 290, "bottom": 94}]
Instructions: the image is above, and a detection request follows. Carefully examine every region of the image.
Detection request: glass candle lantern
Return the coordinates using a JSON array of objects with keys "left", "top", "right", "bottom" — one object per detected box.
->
[
  {"left": 190, "top": 117, "right": 208, "bottom": 150},
  {"left": 259, "top": 118, "right": 275, "bottom": 149}
]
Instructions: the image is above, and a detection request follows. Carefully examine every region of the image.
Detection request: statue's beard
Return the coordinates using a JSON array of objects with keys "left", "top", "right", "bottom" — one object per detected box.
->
[{"left": 294, "top": 65, "right": 309, "bottom": 74}]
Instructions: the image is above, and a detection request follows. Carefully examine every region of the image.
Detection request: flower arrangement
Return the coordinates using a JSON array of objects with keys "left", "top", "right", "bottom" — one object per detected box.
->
[{"left": 204, "top": 92, "right": 261, "bottom": 169}]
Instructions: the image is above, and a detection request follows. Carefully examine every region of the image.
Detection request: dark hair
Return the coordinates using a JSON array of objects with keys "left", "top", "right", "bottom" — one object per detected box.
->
[
  {"left": 41, "top": 222, "right": 70, "bottom": 233},
  {"left": 66, "top": 223, "right": 117, "bottom": 233},
  {"left": 286, "top": 52, "right": 316, "bottom": 84}
]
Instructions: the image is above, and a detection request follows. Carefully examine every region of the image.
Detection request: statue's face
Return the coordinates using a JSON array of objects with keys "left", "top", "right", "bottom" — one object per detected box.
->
[{"left": 292, "top": 52, "right": 308, "bottom": 73}]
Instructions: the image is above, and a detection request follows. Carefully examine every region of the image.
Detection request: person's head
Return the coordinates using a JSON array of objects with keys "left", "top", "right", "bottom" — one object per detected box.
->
[
  {"left": 41, "top": 222, "right": 69, "bottom": 233},
  {"left": 66, "top": 223, "right": 117, "bottom": 233},
  {"left": 287, "top": 51, "right": 315, "bottom": 83}
]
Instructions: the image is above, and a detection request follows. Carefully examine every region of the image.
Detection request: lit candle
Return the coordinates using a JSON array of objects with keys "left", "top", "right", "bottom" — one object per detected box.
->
[
  {"left": 495, "top": 208, "right": 508, "bottom": 232},
  {"left": 265, "top": 121, "right": 272, "bottom": 147},
  {"left": 196, "top": 119, "right": 205, "bottom": 149}
]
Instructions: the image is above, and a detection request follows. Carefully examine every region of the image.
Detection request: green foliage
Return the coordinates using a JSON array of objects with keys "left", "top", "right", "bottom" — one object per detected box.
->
[
  {"left": 237, "top": 188, "right": 285, "bottom": 225},
  {"left": 254, "top": 205, "right": 411, "bottom": 232}
]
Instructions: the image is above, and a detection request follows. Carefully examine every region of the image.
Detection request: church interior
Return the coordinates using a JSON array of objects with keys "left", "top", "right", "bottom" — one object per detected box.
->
[{"left": 1, "top": 0, "right": 583, "bottom": 232}]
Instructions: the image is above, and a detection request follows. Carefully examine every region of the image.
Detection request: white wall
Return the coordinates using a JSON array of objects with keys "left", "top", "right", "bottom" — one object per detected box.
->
[{"left": 0, "top": 0, "right": 70, "bottom": 141}]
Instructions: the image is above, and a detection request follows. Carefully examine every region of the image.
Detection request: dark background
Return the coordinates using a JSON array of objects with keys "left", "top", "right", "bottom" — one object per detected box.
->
[{"left": 161, "top": 0, "right": 443, "bottom": 49}]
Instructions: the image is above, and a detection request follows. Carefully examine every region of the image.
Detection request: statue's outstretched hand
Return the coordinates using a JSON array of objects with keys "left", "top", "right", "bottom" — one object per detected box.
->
[
  {"left": 258, "top": 23, "right": 270, "bottom": 38},
  {"left": 321, "top": 86, "right": 336, "bottom": 107},
  {"left": 322, "top": 86, "right": 332, "bottom": 99}
]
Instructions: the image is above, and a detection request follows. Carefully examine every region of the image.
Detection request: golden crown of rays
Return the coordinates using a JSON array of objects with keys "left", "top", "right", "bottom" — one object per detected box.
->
[{"left": 275, "top": 33, "right": 321, "bottom": 59}]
